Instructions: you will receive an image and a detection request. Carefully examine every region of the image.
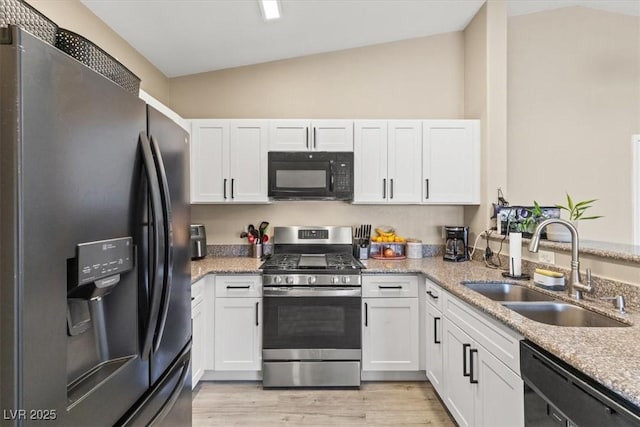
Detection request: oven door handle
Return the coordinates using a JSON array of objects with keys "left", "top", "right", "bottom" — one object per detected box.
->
[{"left": 263, "top": 287, "right": 362, "bottom": 297}]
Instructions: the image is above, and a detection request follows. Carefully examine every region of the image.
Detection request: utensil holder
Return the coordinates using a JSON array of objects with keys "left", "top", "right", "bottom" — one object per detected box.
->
[{"left": 251, "top": 243, "right": 262, "bottom": 258}]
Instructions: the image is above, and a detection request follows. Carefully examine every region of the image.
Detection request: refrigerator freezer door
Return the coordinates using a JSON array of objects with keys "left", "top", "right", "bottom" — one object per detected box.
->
[
  {"left": 1, "top": 27, "right": 148, "bottom": 425},
  {"left": 116, "top": 341, "right": 192, "bottom": 427}
]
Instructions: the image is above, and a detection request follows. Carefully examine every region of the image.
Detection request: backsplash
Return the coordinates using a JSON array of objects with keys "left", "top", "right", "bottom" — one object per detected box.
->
[{"left": 191, "top": 203, "right": 463, "bottom": 245}]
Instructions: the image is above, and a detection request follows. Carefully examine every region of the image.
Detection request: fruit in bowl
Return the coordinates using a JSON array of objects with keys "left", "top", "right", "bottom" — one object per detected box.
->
[
  {"left": 373, "top": 226, "right": 406, "bottom": 243},
  {"left": 383, "top": 247, "right": 395, "bottom": 257}
]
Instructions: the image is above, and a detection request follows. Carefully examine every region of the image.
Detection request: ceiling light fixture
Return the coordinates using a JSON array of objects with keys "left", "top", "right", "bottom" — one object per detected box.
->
[{"left": 259, "top": 0, "right": 281, "bottom": 21}]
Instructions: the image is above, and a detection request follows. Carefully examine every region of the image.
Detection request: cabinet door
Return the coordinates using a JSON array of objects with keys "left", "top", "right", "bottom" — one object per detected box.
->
[
  {"left": 422, "top": 120, "right": 480, "bottom": 204},
  {"left": 311, "top": 120, "right": 353, "bottom": 151},
  {"left": 214, "top": 297, "right": 262, "bottom": 371},
  {"left": 443, "top": 318, "right": 475, "bottom": 427},
  {"left": 474, "top": 348, "right": 524, "bottom": 427},
  {"left": 362, "top": 298, "right": 419, "bottom": 371},
  {"left": 191, "top": 300, "right": 204, "bottom": 388},
  {"left": 387, "top": 121, "right": 422, "bottom": 203},
  {"left": 229, "top": 120, "right": 268, "bottom": 202},
  {"left": 269, "top": 120, "right": 310, "bottom": 151},
  {"left": 190, "top": 120, "right": 229, "bottom": 202},
  {"left": 426, "top": 303, "right": 444, "bottom": 397},
  {"left": 353, "top": 121, "right": 388, "bottom": 203}
]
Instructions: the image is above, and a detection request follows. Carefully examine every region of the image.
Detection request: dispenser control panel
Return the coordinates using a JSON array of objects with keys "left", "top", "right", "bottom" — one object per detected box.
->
[{"left": 76, "top": 237, "right": 134, "bottom": 286}]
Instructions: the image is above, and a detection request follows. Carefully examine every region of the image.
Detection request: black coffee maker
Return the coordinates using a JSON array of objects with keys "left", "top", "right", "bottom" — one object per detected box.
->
[{"left": 443, "top": 226, "right": 469, "bottom": 262}]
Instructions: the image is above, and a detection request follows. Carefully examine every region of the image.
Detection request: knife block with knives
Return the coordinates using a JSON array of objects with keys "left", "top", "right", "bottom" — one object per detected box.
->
[{"left": 353, "top": 224, "right": 371, "bottom": 259}]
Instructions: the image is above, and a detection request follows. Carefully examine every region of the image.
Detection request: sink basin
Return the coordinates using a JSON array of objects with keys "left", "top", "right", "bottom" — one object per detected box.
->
[
  {"left": 462, "top": 282, "right": 557, "bottom": 302},
  {"left": 501, "top": 302, "right": 630, "bottom": 327}
]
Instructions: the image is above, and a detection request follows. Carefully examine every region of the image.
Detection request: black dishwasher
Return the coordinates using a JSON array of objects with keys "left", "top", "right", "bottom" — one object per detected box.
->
[{"left": 521, "top": 340, "right": 640, "bottom": 426}]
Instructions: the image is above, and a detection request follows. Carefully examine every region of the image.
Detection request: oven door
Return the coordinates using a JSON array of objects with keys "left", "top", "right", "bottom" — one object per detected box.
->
[
  {"left": 262, "top": 287, "right": 361, "bottom": 359},
  {"left": 268, "top": 152, "right": 335, "bottom": 199}
]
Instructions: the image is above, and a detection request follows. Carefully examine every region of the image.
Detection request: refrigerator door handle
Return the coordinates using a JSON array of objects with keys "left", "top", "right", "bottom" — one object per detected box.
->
[
  {"left": 139, "top": 132, "right": 165, "bottom": 361},
  {"left": 150, "top": 135, "right": 174, "bottom": 353}
]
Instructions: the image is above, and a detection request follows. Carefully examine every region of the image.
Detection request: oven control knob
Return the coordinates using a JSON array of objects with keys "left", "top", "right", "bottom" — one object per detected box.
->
[
  {"left": 273, "top": 276, "right": 283, "bottom": 284},
  {"left": 285, "top": 276, "right": 294, "bottom": 284},
  {"left": 308, "top": 276, "right": 317, "bottom": 285},
  {"left": 331, "top": 276, "right": 340, "bottom": 284},
  {"left": 342, "top": 276, "right": 351, "bottom": 284}
]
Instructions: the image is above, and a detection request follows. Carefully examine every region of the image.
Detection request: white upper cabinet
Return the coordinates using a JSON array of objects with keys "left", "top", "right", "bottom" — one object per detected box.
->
[
  {"left": 388, "top": 120, "right": 422, "bottom": 203},
  {"left": 191, "top": 120, "right": 228, "bottom": 203},
  {"left": 229, "top": 120, "right": 269, "bottom": 202},
  {"left": 269, "top": 120, "right": 353, "bottom": 151},
  {"left": 354, "top": 120, "right": 421, "bottom": 203},
  {"left": 191, "top": 119, "right": 268, "bottom": 203},
  {"left": 354, "top": 121, "right": 388, "bottom": 202},
  {"left": 422, "top": 120, "right": 480, "bottom": 204}
]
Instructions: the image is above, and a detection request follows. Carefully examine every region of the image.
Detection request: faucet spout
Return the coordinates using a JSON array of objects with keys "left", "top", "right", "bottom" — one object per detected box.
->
[{"left": 528, "top": 218, "right": 592, "bottom": 300}]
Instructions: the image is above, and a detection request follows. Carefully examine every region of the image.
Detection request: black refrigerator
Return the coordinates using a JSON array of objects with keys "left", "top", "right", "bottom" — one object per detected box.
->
[{"left": 0, "top": 26, "right": 192, "bottom": 426}]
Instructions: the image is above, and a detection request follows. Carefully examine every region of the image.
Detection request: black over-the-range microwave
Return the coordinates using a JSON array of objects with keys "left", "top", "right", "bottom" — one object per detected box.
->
[{"left": 267, "top": 151, "right": 354, "bottom": 200}]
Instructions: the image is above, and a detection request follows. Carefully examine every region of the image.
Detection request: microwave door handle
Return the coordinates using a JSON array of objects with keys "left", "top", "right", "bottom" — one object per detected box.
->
[{"left": 330, "top": 172, "right": 335, "bottom": 192}]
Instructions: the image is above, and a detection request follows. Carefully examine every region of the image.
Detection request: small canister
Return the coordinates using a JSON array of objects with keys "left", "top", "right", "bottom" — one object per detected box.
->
[{"left": 406, "top": 240, "right": 423, "bottom": 259}]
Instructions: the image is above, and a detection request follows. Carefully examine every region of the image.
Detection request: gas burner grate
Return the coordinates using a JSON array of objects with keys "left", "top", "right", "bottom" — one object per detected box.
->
[
  {"left": 262, "top": 253, "right": 300, "bottom": 270},
  {"left": 326, "top": 253, "right": 362, "bottom": 269}
]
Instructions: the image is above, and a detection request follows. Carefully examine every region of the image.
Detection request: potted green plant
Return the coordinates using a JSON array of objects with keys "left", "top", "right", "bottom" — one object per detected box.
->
[
  {"left": 520, "top": 200, "right": 546, "bottom": 237},
  {"left": 546, "top": 193, "right": 603, "bottom": 242}
]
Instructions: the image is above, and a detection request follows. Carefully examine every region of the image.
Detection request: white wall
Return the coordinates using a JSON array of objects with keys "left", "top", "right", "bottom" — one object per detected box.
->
[{"left": 507, "top": 7, "right": 640, "bottom": 244}]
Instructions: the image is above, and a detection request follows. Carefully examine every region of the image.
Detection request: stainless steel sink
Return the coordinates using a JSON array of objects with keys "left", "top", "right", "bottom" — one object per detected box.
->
[
  {"left": 462, "top": 282, "right": 557, "bottom": 302},
  {"left": 501, "top": 302, "right": 630, "bottom": 327}
]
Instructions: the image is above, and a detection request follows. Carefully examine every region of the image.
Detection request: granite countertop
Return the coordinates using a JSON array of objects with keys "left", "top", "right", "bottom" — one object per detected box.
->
[
  {"left": 191, "top": 257, "right": 263, "bottom": 282},
  {"left": 190, "top": 255, "right": 640, "bottom": 407}
]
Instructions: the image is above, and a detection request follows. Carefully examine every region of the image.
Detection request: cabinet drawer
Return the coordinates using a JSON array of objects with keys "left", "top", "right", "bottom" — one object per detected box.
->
[
  {"left": 425, "top": 278, "right": 443, "bottom": 310},
  {"left": 444, "top": 293, "right": 522, "bottom": 374},
  {"left": 362, "top": 275, "right": 418, "bottom": 298},
  {"left": 191, "top": 279, "right": 205, "bottom": 306},
  {"left": 215, "top": 275, "right": 262, "bottom": 298}
]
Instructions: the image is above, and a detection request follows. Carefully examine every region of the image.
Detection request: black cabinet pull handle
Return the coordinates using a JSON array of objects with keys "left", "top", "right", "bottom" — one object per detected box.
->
[
  {"left": 231, "top": 178, "right": 235, "bottom": 199},
  {"left": 425, "top": 179, "right": 430, "bottom": 199},
  {"left": 255, "top": 301, "right": 259, "bottom": 326},
  {"left": 463, "top": 343, "right": 471, "bottom": 377},
  {"left": 378, "top": 285, "right": 402, "bottom": 289},
  {"left": 223, "top": 178, "right": 227, "bottom": 199},
  {"left": 426, "top": 290, "right": 439, "bottom": 300},
  {"left": 365, "top": 302, "right": 368, "bottom": 327},
  {"left": 226, "top": 285, "right": 251, "bottom": 289},
  {"left": 313, "top": 127, "right": 317, "bottom": 149},
  {"left": 390, "top": 179, "right": 394, "bottom": 199},
  {"left": 306, "top": 127, "right": 309, "bottom": 149},
  {"left": 469, "top": 348, "right": 478, "bottom": 384},
  {"left": 383, "top": 179, "right": 386, "bottom": 199},
  {"left": 434, "top": 317, "right": 441, "bottom": 344}
]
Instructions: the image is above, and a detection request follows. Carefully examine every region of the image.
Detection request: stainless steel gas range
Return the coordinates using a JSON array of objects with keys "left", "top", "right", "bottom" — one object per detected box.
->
[{"left": 260, "top": 226, "right": 364, "bottom": 388}]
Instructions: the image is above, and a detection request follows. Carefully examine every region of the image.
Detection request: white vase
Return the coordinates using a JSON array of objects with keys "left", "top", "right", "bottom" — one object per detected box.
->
[{"left": 545, "top": 221, "right": 577, "bottom": 242}]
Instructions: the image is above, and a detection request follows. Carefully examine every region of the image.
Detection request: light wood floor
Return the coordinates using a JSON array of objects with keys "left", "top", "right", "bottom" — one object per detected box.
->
[{"left": 192, "top": 381, "right": 455, "bottom": 426}]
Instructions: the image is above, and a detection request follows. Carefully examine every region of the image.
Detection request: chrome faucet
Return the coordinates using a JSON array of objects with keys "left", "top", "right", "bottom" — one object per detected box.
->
[{"left": 528, "top": 218, "right": 593, "bottom": 300}]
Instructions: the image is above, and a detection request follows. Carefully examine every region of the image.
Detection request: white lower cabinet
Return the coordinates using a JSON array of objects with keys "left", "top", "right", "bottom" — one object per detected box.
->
[
  {"left": 213, "top": 275, "right": 262, "bottom": 372},
  {"left": 191, "top": 298, "right": 204, "bottom": 388},
  {"left": 362, "top": 275, "right": 419, "bottom": 371},
  {"left": 431, "top": 279, "right": 524, "bottom": 427},
  {"left": 214, "top": 297, "right": 262, "bottom": 371},
  {"left": 191, "top": 278, "right": 207, "bottom": 389},
  {"left": 425, "top": 301, "right": 444, "bottom": 396}
]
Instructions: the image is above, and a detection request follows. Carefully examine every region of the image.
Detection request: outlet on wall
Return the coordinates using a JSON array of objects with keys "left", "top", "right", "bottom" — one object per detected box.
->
[{"left": 538, "top": 250, "right": 555, "bottom": 265}]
